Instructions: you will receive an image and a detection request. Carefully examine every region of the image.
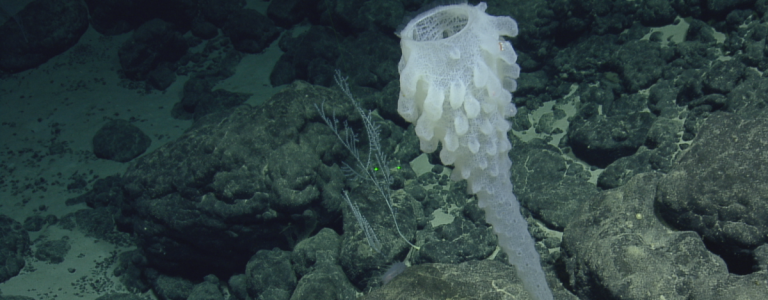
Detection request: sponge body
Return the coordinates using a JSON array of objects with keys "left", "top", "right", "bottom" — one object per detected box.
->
[
  {"left": 397, "top": 1, "right": 519, "bottom": 195},
  {"left": 398, "top": 3, "right": 553, "bottom": 300}
]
